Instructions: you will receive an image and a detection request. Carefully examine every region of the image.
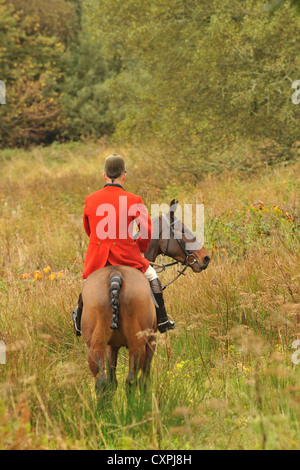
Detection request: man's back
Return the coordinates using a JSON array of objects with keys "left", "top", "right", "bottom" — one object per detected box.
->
[{"left": 82, "top": 183, "right": 152, "bottom": 279}]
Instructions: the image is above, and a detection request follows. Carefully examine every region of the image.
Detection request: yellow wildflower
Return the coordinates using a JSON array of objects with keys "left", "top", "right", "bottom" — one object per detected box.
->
[{"left": 21, "top": 273, "right": 31, "bottom": 279}]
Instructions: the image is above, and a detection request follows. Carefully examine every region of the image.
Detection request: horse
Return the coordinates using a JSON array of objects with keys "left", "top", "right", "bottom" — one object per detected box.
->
[{"left": 81, "top": 200, "right": 210, "bottom": 397}]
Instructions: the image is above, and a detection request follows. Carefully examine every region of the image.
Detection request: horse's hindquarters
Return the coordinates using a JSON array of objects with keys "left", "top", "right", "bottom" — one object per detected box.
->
[{"left": 81, "top": 266, "right": 157, "bottom": 391}]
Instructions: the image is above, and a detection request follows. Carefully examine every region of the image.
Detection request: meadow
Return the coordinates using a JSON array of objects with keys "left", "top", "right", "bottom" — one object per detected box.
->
[{"left": 0, "top": 141, "right": 299, "bottom": 450}]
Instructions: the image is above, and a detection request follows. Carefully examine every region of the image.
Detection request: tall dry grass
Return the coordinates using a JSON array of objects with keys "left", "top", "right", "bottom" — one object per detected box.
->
[{"left": 0, "top": 141, "right": 299, "bottom": 449}]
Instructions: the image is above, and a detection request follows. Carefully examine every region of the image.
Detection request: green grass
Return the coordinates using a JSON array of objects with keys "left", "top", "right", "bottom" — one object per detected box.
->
[{"left": 0, "top": 142, "right": 299, "bottom": 449}]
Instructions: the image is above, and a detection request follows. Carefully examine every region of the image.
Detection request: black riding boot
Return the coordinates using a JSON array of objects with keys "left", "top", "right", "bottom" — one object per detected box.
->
[
  {"left": 150, "top": 278, "right": 175, "bottom": 333},
  {"left": 72, "top": 293, "right": 83, "bottom": 337}
]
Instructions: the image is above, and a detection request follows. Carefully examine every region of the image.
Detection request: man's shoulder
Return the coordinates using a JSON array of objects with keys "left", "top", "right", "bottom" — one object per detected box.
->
[
  {"left": 85, "top": 188, "right": 105, "bottom": 201},
  {"left": 122, "top": 189, "right": 142, "bottom": 202}
]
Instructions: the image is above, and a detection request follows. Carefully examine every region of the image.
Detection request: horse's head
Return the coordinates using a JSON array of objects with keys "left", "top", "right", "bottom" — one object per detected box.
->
[{"left": 159, "top": 199, "right": 210, "bottom": 272}]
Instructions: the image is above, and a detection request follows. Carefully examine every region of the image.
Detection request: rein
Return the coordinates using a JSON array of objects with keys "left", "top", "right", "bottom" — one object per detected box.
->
[
  {"left": 149, "top": 213, "right": 199, "bottom": 290},
  {"left": 149, "top": 259, "right": 188, "bottom": 291}
]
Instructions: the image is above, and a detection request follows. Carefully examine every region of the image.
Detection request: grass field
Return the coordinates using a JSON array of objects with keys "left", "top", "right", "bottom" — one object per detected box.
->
[{"left": 0, "top": 141, "right": 299, "bottom": 450}]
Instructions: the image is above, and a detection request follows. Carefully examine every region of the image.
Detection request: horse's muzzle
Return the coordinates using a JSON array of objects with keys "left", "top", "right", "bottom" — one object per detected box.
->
[{"left": 190, "top": 254, "right": 210, "bottom": 272}]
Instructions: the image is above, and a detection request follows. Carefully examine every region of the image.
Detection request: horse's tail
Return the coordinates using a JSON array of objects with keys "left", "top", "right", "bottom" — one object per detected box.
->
[{"left": 109, "top": 269, "right": 123, "bottom": 330}]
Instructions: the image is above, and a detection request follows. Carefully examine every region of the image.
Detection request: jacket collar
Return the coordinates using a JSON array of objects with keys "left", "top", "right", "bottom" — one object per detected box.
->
[{"left": 103, "top": 183, "right": 125, "bottom": 190}]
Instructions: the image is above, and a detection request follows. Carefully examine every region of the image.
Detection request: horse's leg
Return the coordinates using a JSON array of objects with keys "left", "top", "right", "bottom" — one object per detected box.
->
[
  {"left": 139, "top": 335, "right": 156, "bottom": 392},
  {"left": 88, "top": 344, "right": 108, "bottom": 397},
  {"left": 126, "top": 344, "right": 146, "bottom": 395},
  {"left": 106, "top": 345, "right": 119, "bottom": 391}
]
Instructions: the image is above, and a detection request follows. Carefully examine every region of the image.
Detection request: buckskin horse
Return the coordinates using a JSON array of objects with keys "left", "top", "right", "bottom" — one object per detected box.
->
[{"left": 81, "top": 200, "right": 210, "bottom": 396}]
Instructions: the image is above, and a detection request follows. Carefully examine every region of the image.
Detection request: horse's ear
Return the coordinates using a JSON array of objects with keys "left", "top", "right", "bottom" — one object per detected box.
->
[{"left": 169, "top": 199, "right": 178, "bottom": 222}]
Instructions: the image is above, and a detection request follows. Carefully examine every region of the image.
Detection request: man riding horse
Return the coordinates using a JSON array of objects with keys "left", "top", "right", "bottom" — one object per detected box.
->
[{"left": 72, "top": 154, "right": 175, "bottom": 336}]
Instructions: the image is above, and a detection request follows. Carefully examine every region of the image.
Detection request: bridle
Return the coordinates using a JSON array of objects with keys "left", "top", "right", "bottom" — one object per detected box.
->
[
  {"left": 162, "top": 213, "right": 199, "bottom": 268},
  {"left": 150, "top": 213, "right": 201, "bottom": 290}
]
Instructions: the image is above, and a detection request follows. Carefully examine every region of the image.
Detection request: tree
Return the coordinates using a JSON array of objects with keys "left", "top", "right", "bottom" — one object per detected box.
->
[
  {"left": 60, "top": 32, "right": 114, "bottom": 140},
  {"left": 0, "top": 0, "right": 66, "bottom": 147},
  {"left": 85, "top": 0, "right": 300, "bottom": 174},
  {"left": 0, "top": 0, "right": 114, "bottom": 147}
]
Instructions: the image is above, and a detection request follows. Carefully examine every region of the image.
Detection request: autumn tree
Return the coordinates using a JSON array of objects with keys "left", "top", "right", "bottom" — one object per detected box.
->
[{"left": 0, "top": 0, "right": 67, "bottom": 147}]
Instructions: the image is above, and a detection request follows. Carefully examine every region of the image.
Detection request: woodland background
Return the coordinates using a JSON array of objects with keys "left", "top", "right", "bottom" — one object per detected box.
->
[{"left": 1, "top": 0, "right": 300, "bottom": 173}]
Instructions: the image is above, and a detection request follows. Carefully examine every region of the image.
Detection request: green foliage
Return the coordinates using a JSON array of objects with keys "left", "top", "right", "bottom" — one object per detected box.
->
[
  {"left": 60, "top": 33, "right": 114, "bottom": 140},
  {"left": 85, "top": 0, "right": 300, "bottom": 172},
  {"left": 1, "top": 0, "right": 300, "bottom": 176},
  {"left": 206, "top": 200, "right": 299, "bottom": 258},
  {"left": 0, "top": 0, "right": 66, "bottom": 147},
  {"left": 0, "top": 0, "right": 113, "bottom": 148},
  {"left": 6, "top": 0, "right": 75, "bottom": 43},
  {"left": 264, "top": 0, "right": 300, "bottom": 14}
]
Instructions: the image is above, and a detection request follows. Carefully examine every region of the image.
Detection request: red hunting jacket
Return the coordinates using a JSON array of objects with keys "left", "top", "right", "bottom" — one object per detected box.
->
[{"left": 82, "top": 183, "right": 153, "bottom": 279}]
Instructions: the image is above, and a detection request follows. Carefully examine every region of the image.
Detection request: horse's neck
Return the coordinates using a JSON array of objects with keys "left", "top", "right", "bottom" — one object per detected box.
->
[
  {"left": 144, "top": 238, "right": 161, "bottom": 262},
  {"left": 144, "top": 215, "right": 162, "bottom": 262}
]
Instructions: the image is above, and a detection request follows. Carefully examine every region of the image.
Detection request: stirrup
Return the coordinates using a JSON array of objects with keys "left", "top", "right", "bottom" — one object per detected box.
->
[
  {"left": 72, "top": 308, "right": 82, "bottom": 336},
  {"left": 167, "top": 313, "right": 175, "bottom": 324},
  {"left": 157, "top": 317, "right": 175, "bottom": 333}
]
